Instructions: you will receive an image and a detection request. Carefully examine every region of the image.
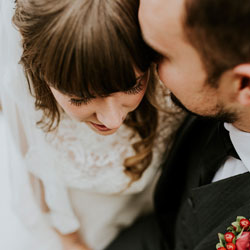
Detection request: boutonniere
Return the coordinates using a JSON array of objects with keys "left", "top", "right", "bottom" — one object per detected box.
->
[{"left": 216, "top": 216, "right": 250, "bottom": 250}]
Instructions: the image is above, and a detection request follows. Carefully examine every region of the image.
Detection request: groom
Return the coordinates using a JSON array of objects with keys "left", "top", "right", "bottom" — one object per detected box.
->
[{"left": 105, "top": 0, "right": 250, "bottom": 249}]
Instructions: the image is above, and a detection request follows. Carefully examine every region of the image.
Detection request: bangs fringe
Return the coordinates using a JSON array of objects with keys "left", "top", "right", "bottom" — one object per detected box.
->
[
  {"left": 33, "top": 0, "right": 141, "bottom": 98},
  {"left": 14, "top": 0, "right": 160, "bottom": 184}
]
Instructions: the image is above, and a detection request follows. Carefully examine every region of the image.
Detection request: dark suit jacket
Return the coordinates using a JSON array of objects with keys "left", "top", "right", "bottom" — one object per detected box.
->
[{"left": 155, "top": 115, "right": 250, "bottom": 250}]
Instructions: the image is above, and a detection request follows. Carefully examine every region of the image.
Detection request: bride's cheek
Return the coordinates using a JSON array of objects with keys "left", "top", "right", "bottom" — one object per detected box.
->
[{"left": 64, "top": 106, "right": 81, "bottom": 118}]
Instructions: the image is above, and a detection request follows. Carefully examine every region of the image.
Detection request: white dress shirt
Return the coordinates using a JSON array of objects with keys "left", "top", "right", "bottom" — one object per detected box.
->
[{"left": 212, "top": 123, "right": 250, "bottom": 182}]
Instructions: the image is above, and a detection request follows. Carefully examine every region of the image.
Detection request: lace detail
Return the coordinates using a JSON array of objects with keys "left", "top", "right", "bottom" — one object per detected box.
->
[
  {"left": 44, "top": 117, "right": 139, "bottom": 193},
  {"left": 22, "top": 77, "right": 185, "bottom": 234},
  {"left": 26, "top": 80, "right": 185, "bottom": 195}
]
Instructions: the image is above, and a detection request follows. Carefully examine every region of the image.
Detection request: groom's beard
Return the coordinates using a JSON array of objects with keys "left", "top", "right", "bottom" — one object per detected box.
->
[{"left": 170, "top": 93, "right": 238, "bottom": 123}]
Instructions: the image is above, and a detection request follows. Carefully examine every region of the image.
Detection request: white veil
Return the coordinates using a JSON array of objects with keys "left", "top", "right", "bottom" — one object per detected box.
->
[
  {"left": 0, "top": 0, "right": 40, "bottom": 225},
  {"left": 0, "top": 0, "right": 62, "bottom": 249}
]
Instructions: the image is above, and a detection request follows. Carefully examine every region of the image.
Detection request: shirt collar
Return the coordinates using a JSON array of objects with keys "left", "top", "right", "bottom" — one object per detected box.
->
[{"left": 224, "top": 123, "right": 250, "bottom": 172}]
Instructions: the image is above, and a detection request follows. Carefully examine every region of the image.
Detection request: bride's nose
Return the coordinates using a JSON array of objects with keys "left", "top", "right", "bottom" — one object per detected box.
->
[{"left": 96, "top": 98, "right": 126, "bottom": 129}]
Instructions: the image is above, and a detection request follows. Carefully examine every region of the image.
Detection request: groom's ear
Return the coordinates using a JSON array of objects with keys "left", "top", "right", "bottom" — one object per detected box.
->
[{"left": 233, "top": 64, "right": 250, "bottom": 106}]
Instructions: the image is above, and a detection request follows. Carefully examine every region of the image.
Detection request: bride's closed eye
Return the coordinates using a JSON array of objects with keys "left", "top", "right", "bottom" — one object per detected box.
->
[
  {"left": 124, "top": 80, "right": 144, "bottom": 95},
  {"left": 124, "top": 72, "right": 148, "bottom": 95},
  {"left": 69, "top": 97, "right": 93, "bottom": 106},
  {"left": 69, "top": 73, "right": 147, "bottom": 107}
]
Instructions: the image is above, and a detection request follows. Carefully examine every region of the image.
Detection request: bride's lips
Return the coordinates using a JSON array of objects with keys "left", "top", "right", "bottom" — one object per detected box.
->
[{"left": 90, "top": 122, "right": 111, "bottom": 131}]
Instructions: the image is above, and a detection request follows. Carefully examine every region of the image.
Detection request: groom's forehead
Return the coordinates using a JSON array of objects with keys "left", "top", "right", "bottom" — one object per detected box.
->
[
  {"left": 139, "top": 0, "right": 186, "bottom": 34},
  {"left": 139, "top": 0, "right": 186, "bottom": 50}
]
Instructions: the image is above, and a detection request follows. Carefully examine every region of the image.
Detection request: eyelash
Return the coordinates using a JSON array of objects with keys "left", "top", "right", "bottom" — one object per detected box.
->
[
  {"left": 69, "top": 80, "right": 144, "bottom": 107},
  {"left": 69, "top": 98, "right": 92, "bottom": 106},
  {"left": 125, "top": 81, "right": 144, "bottom": 95}
]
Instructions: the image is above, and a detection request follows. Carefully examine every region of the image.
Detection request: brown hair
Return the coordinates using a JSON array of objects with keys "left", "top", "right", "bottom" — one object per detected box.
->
[
  {"left": 183, "top": 0, "right": 250, "bottom": 85},
  {"left": 13, "top": 0, "right": 158, "bottom": 182}
]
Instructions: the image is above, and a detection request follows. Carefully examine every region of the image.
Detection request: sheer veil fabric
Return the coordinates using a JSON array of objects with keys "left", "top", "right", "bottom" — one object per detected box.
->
[{"left": 0, "top": 0, "right": 63, "bottom": 249}]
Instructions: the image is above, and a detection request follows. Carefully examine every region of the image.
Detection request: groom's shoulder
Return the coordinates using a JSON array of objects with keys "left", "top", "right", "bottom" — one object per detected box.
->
[
  {"left": 180, "top": 114, "right": 218, "bottom": 130},
  {"left": 174, "top": 114, "right": 219, "bottom": 144}
]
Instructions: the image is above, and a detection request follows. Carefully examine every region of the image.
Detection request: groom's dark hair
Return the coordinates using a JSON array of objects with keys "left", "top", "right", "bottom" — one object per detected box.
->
[{"left": 183, "top": 0, "right": 250, "bottom": 85}]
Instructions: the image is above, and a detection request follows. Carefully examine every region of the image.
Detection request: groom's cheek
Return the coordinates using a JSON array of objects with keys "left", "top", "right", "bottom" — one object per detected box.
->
[{"left": 138, "top": 0, "right": 153, "bottom": 39}]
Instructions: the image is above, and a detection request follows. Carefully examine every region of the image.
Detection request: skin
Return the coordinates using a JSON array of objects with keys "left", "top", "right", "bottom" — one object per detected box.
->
[
  {"left": 57, "top": 231, "right": 90, "bottom": 250},
  {"left": 139, "top": 0, "right": 250, "bottom": 132},
  {"left": 50, "top": 70, "right": 148, "bottom": 136}
]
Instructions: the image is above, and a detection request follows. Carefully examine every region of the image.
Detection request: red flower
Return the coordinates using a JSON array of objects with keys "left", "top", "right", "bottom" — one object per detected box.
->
[
  {"left": 225, "top": 232, "right": 235, "bottom": 243},
  {"left": 226, "top": 243, "right": 236, "bottom": 250},
  {"left": 240, "top": 219, "right": 250, "bottom": 230},
  {"left": 236, "top": 232, "right": 250, "bottom": 250}
]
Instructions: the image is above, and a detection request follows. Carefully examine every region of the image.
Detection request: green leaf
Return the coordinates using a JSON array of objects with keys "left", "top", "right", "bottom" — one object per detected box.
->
[
  {"left": 216, "top": 242, "right": 223, "bottom": 249},
  {"left": 237, "top": 216, "right": 246, "bottom": 222},
  {"left": 218, "top": 233, "right": 226, "bottom": 246},
  {"left": 218, "top": 233, "right": 224, "bottom": 241},
  {"left": 232, "top": 222, "right": 239, "bottom": 227},
  {"left": 236, "top": 228, "right": 245, "bottom": 240},
  {"left": 233, "top": 236, "right": 236, "bottom": 244},
  {"left": 227, "top": 226, "right": 234, "bottom": 232},
  {"left": 232, "top": 222, "right": 241, "bottom": 233}
]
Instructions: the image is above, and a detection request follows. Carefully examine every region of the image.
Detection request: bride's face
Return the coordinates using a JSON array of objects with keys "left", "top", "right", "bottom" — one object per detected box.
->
[{"left": 50, "top": 71, "right": 148, "bottom": 135}]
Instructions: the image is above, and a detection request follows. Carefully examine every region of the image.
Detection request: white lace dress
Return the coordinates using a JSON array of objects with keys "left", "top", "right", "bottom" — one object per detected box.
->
[{"left": 0, "top": 1, "right": 184, "bottom": 249}]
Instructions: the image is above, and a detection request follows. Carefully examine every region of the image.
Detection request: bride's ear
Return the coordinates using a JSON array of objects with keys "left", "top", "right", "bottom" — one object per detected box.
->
[{"left": 233, "top": 64, "right": 250, "bottom": 106}]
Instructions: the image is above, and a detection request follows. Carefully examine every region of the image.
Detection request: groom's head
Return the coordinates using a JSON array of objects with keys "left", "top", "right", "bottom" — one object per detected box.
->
[{"left": 139, "top": 0, "right": 250, "bottom": 127}]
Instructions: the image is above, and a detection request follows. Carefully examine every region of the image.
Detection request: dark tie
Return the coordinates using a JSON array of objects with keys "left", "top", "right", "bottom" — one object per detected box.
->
[
  {"left": 199, "top": 122, "right": 240, "bottom": 186},
  {"left": 220, "top": 124, "right": 240, "bottom": 160}
]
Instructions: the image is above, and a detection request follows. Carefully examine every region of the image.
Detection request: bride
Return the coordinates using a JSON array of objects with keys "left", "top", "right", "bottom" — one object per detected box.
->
[{"left": 0, "top": 0, "right": 184, "bottom": 249}]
